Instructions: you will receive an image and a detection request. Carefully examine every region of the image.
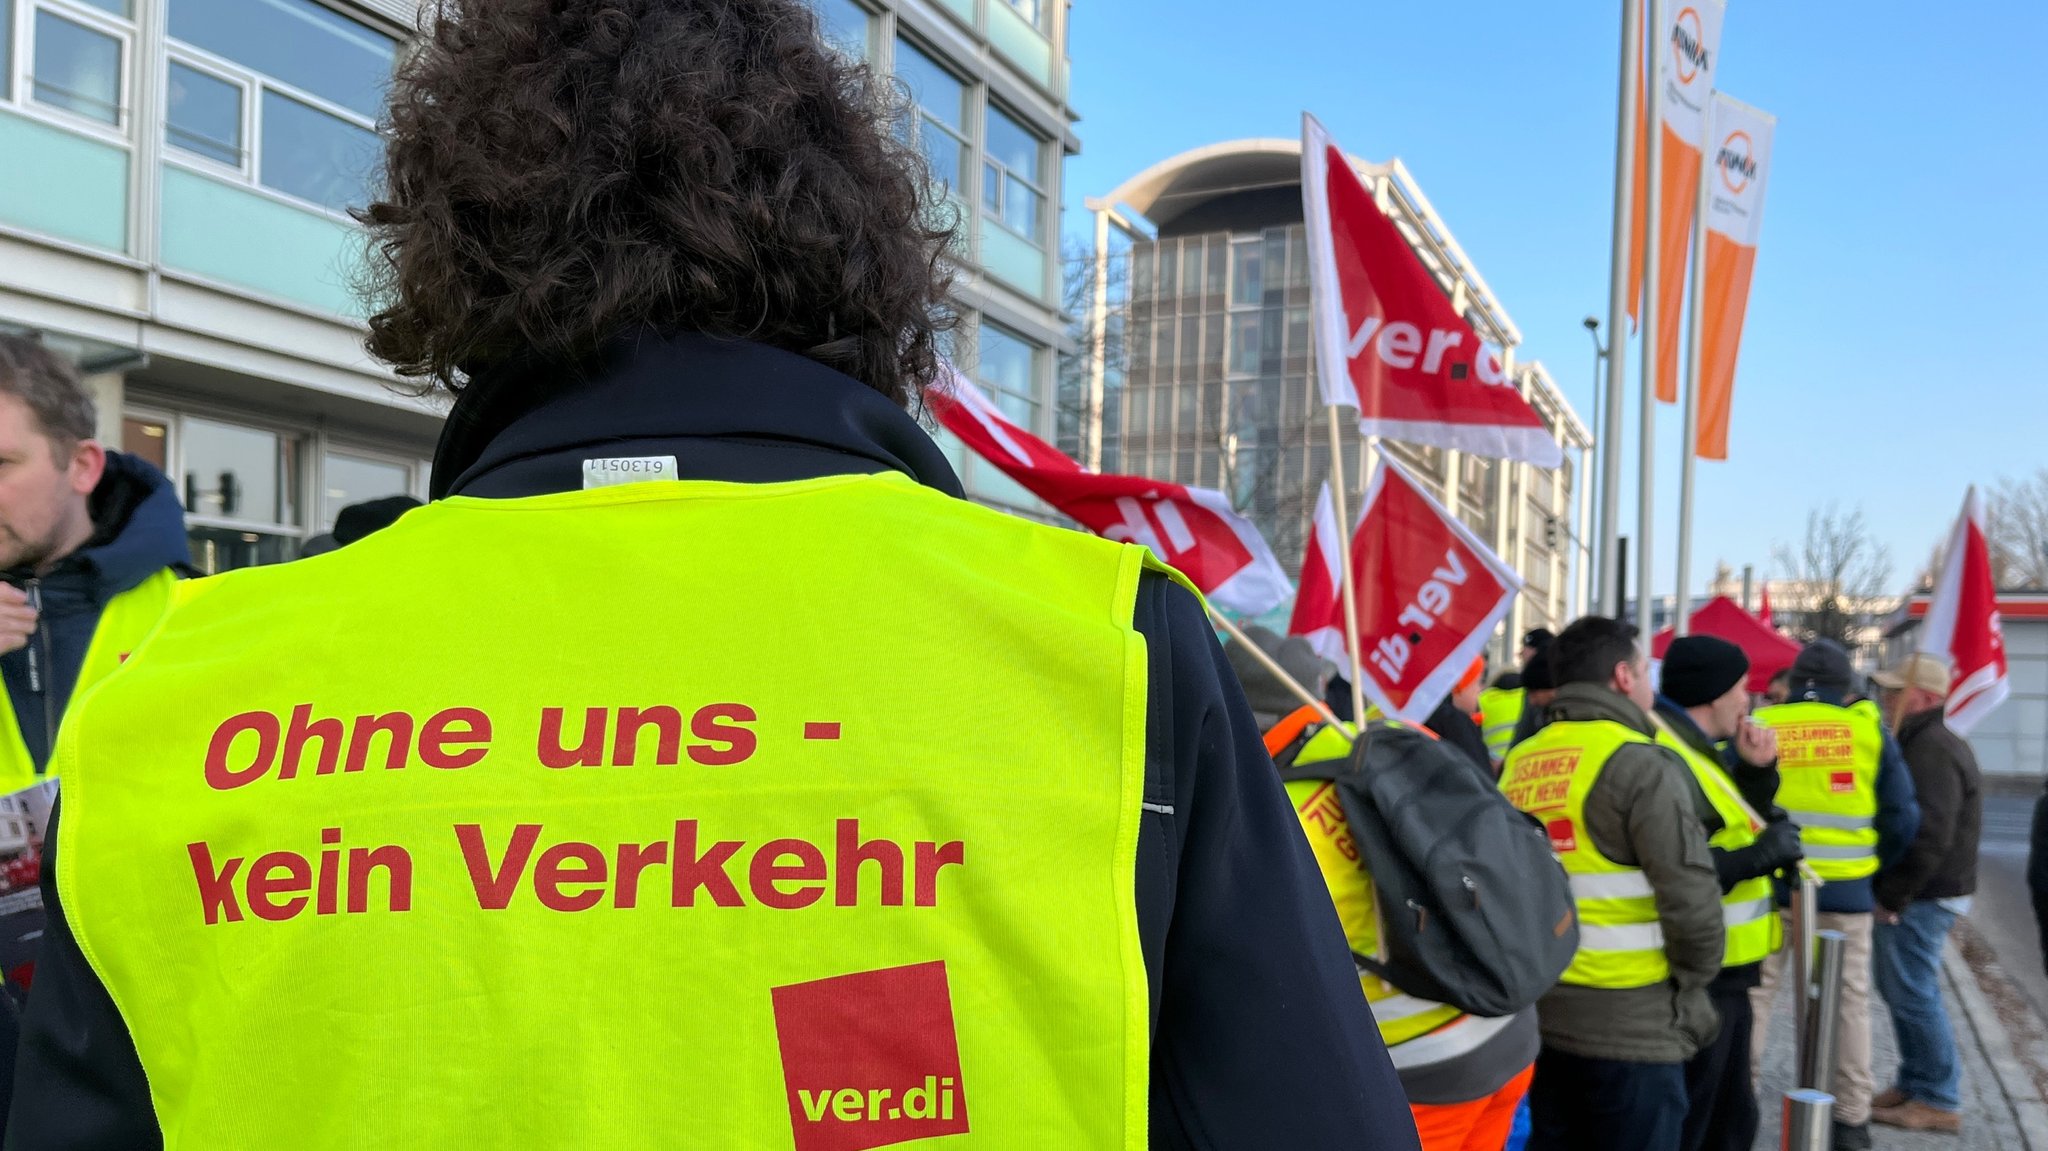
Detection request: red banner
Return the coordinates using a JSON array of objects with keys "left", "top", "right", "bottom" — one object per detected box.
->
[
  {"left": 1301, "top": 114, "right": 1561, "bottom": 468},
  {"left": 1347, "top": 451, "right": 1522, "bottom": 723},
  {"left": 1285, "top": 481, "right": 1346, "bottom": 667},
  {"left": 929, "top": 370, "right": 1293, "bottom": 617}
]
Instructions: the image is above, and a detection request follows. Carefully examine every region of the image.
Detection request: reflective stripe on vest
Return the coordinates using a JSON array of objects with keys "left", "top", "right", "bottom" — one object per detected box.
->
[
  {"left": 1754, "top": 701, "right": 1883, "bottom": 881},
  {"left": 1386, "top": 1013, "right": 1520, "bottom": 1072},
  {"left": 1477, "top": 687, "right": 1524, "bottom": 761},
  {"left": 1500, "top": 717, "right": 1670, "bottom": 990},
  {"left": 0, "top": 567, "right": 177, "bottom": 792},
  {"left": 57, "top": 475, "right": 1159, "bottom": 1149},
  {"left": 1650, "top": 715, "right": 1782, "bottom": 967},
  {"left": 1283, "top": 725, "right": 1465, "bottom": 1050}
]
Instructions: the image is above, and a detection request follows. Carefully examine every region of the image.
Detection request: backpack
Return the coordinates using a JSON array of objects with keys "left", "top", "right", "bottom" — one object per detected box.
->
[{"left": 1277, "top": 721, "right": 1578, "bottom": 1018}]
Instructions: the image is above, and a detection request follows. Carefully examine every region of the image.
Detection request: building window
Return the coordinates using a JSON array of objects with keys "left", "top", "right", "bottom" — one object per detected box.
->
[
  {"left": 181, "top": 415, "right": 298, "bottom": 527},
  {"left": 0, "top": 0, "right": 13, "bottom": 102},
  {"left": 894, "top": 38, "right": 968, "bottom": 194},
  {"left": 1230, "top": 239, "right": 1262, "bottom": 307},
  {"left": 30, "top": 5, "right": 124, "bottom": 125},
  {"left": 806, "top": 0, "right": 869, "bottom": 58},
  {"left": 999, "top": 0, "right": 1047, "bottom": 31},
  {"left": 321, "top": 449, "right": 412, "bottom": 526},
  {"left": 165, "top": 59, "right": 240, "bottom": 165},
  {"left": 981, "top": 103, "right": 1044, "bottom": 243},
  {"left": 976, "top": 321, "right": 1041, "bottom": 429},
  {"left": 1229, "top": 313, "right": 1261, "bottom": 377},
  {"left": 166, "top": 0, "right": 396, "bottom": 214}
]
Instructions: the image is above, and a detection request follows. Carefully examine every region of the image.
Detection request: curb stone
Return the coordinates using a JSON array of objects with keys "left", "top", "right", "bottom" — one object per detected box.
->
[{"left": 1944, "top": 939, "right": 2048, "bottom": 1150}]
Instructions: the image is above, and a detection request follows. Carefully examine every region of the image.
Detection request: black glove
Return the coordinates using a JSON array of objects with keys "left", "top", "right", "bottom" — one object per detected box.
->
[{"left": 1712, "top": 820, "right": 1805, "bottom": 891}]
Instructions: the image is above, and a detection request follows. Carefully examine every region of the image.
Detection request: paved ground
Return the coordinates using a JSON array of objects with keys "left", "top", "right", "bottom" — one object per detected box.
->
[
  {"left": 1974, "top": 780, "right": 2047, "bottom": 1022},
  {"left": 1750, "top": 934, "right": 2042, "bottom": 1150}
]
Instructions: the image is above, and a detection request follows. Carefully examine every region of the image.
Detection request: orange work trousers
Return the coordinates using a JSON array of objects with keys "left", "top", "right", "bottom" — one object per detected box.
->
[{"left": 1407, "top": 1064, "right": 1534, "bottom": 1151}]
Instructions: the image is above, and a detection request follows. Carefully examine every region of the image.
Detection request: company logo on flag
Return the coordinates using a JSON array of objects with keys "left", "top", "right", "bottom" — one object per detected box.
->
[
  {"left": 1285, "top": 482, "right": 1347, "bottom": 667},
  {"left": 1627, "top": 0, "right": 1726, "bottom": 405},
  {"left": 1300, "top": 114, "right": 1562, "bottom": 469},
  {"left": 773, "top": 961, "right": 969, "bottom": 1151},
  {"left": 1921, "top": 488, "right": 2010, "bottom": 735},
  {"left": 929, "top": 367, "right": 1293, "bottom": 616},
  {"left": 1348, "top": 448, "right": 1523, "bottom": 723},
  {"left": 1694, "top": 94, "right": 1774, "bottom": 461}
]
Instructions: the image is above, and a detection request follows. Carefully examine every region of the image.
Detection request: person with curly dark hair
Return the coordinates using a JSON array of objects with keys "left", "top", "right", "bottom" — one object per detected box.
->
[{"left": 6, "top": 3, "right": 1414, "bottom": 1149}]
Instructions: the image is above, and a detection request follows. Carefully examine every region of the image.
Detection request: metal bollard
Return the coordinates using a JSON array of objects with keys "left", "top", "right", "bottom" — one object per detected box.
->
[
  {"left": 1792, "top": 874, "right": 1817, "bottom": 1058},
  {"left": 1781, "top": 1089, "right": 1835, "bottom": 1151},
  {"left": 1799, "top": 929, "right": 1848, "bottom": 1094}
]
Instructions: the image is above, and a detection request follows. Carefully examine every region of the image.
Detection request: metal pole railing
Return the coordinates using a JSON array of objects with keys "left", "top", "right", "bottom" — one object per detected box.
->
[
  {"left": 1800, "top": 929, "right": 1848, "bottom": 1094},
  {"left": 1792, "top": 874, "right": 1817, "bottom": 1052},
  {"left": 1781, "top": 1089, "right": 1835, "bottom": 1151}
]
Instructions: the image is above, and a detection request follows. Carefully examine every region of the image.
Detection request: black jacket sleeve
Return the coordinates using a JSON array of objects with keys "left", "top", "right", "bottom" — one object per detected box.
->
[
  {"left": 4, "top": 796, "right": 159, "bottom": 1150},
  {"left": 1135, "top": 575, "right": 1418, "bottom": 1151}
]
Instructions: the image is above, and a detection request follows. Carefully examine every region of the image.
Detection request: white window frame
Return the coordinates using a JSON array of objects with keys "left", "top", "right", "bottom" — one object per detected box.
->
[
  {"left": 6, "top": 0, "right": 134, "bottom": 146},
  {"left": 315, "top": 439, "right": 421, "bottom": 529},
  {"left": 133, "top": 403, "right": 308, "bottom": 537},
  {"left": 163, "top": 17, "right": 392, "bottom": 224},
  {"left": 980, "top": 100, "right": 1046, "bottom": 247},
  {"left": 894, "top": 35, "right": 970, "bottom": 197},
  {"left": 973, "top": 317, "right": 1044, "bottom": 430}
]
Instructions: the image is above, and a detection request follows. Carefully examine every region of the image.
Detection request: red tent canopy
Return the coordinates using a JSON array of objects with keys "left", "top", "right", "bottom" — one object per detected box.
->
[{"left": 1652, "top": 596, "right": 1802, "bottom": 693}]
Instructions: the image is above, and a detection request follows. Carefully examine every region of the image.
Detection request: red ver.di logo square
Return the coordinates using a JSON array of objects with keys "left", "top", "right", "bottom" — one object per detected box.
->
[{"left": 773, "top": 960, "right": 969, "bottom": 1151}]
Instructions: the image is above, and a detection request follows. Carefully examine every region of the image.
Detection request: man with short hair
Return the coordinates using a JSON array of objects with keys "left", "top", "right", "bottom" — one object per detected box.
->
[
  {"left": 1653, "top": 636, "right": 1803, "bottom": 1151},
  {"left": 1870, "top": 658, "right": 1979, "bottom": 1135},
  {"left": 0, "top": 333, "right": 188, "bottom": 786},
  {"left": 1501, "top": 617, "right": 1725, "bottom": 1151},
  {"left": 1750, "top": 639, "right": 1920, "bottom": 1151}
]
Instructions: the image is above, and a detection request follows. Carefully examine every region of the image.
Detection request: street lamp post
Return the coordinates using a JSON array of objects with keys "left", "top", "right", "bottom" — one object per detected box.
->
[{"left": 1584, "top": 316, "right": 1606, "bottom": 617}]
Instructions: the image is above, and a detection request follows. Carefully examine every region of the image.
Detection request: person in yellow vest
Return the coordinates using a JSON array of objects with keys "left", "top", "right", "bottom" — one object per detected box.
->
[
  {"left": 0, "top": 334, "right": 187, "bottom": 792},
  {"left": 5, "top": 4, "right": 1421, "bottom": 1148},
  {"left": 1748, "top": 639, "right": 1921, "bottom": 1151},
  {"left": 1265, "top": 709, "right": 1537, "bottom": 1151},
  {"left": 1500, "top": 617, "right": 1725, "bottom": 1151},
  {"left": 0, "top": 333, "right": 188, "bottom": 1126},
  {"left": 1651, "top": 637, "right": 1806, "bottom": 1151},
  {"left": 1477, "top": 629, "right": 1553, "bottom": 770}
]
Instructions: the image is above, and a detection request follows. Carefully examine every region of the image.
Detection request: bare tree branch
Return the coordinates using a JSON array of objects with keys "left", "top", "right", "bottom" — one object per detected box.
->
[
  {"left": 1771, "top": 504, "right": 1894, "bottom": 645},
  {"left": 1989, "top": 469, "right": 2048, "bottom": 589}
]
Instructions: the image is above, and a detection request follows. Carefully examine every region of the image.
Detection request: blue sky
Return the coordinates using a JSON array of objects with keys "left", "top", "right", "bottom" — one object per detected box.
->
[{"left": 1060, "top": 2, "right": 2048, "bottom": 600}]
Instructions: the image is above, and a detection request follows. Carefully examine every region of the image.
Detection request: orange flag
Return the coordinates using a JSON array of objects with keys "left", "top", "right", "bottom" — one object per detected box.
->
[
  {"left": 1627, "top": 1, "right": 1725, "bottom": 403},
  {"left": 1695, "top": 94, "right": 1774, "bottom": 461}
]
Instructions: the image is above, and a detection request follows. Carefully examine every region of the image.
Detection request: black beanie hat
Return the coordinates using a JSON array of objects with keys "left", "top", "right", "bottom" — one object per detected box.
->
[
  {"left": 1661, "top": 636, "right": 1750, "bottom": 707},
  {"left": 1520, "top": 650, "right": 1556, "bottom": 692}
]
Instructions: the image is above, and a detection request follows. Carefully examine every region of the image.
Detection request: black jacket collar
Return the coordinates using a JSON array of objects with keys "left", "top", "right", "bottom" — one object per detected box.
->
[{"left": 431, "top": 333, "right": 963, "bottom": 500}]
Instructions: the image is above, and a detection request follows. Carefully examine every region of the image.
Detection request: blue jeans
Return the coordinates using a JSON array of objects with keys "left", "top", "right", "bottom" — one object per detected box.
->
[{"left": 1873, "top": 901, "right": 1962, "bottom": 1111}]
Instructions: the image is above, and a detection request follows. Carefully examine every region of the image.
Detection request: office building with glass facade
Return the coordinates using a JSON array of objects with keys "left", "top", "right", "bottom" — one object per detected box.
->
[
  {"left": 1071, "top": 140, "right": 1596, "bottom": 643},
  {"left": 815, "top": 0, "right": 1076, "bottom": 515},
  {"left": 2, "top": 0, "right": 1076, "bottom": 571}
]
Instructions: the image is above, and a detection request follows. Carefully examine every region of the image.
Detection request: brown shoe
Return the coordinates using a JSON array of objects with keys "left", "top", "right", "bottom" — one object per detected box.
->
[
  {"left": 1870, "top": 1087, "right": 1909, "bottom": 1110},
  {"left": 1871, "top": 1101, "right": 1962, "bottom": 1134}
]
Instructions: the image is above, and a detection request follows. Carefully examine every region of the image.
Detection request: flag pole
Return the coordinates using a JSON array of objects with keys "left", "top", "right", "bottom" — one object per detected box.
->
[
  {"left": 1674, "top": 94, "right": 1712, "bottom": 637},
  {"left": 1210, "top": 611, "right": 1355, "bottom": 740},
  {"left": 1326, "top": 407, "right": 1369, "bottom": 725},
  {"left": 1636, "top": 0, "right": 1663, "bottom": 641},
  {"left": 1600, "top": 0, "right": 1642, "bottom": 616}
]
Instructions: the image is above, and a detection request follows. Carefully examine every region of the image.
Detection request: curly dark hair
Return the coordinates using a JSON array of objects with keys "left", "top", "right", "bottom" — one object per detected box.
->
[{"left": 358, "top": 0, "right": 955, "bottom": 404}]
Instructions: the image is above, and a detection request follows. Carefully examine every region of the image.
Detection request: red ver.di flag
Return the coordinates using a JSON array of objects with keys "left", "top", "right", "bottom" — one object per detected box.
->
[
  {"left": 1350, "top": 450, "right": 1522, "bottom": 723},
  {"left": 1286, "top": 482, "right": 1346, "bottom": 667},
  {"left": 928, "top": 367, "right": 1293, "bottom": 617},
  {"left": 1920, "top": 487, "right": 2009, "bottom": 734},
  {"left": 1301, "top": 113, "right": 1562, "bottom": 468}
]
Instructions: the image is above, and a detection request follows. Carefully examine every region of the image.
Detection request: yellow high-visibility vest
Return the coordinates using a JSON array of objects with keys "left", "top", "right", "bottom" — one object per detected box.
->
[
  {"left": 1477, "top": 686, "right": 1524, "bottom": 762},
  {"left": 57, "top": 473, "right": 1163, "bottom": 1149},
  {"left": 1753, "top": 700, "right": 1883, "bottom": 881},
  {"left": 1649, "top": 715, "right": 1783, "bottom": 968},
  {"left": 0, "top": 566, "right": 176, "bottom": 791},
  {"left": 1500, "top": 718, "right": 1672, "bottom": 989}
]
